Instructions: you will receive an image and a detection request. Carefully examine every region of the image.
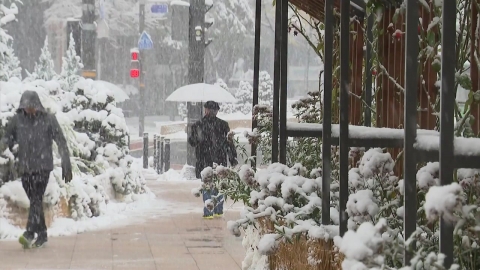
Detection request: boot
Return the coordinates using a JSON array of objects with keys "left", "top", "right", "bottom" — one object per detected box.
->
[
  {"left": 32, "top": 232, "right": 48, "bottom": 248},
  {"left": 18, "top": 231, "right": 34, "bottom": 249}
]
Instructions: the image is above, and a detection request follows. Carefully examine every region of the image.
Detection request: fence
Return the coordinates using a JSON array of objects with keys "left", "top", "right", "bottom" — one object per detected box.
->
[{"left": 251, "top": 0, "right": 479, "bottom": 267}]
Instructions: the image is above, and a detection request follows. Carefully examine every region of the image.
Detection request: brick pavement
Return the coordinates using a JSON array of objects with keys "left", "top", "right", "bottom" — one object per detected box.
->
[{"left": 0, "top": 181, "right": 245, "bottom": 270}]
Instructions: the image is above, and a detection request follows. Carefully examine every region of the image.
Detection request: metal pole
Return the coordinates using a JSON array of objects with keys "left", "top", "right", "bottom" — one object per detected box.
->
[
  {"left": 139, "top": 1, "right": 146, "bottom": 137},
  {"left": 81, "top": 0, "right": 96, "bottom": 79},
  {"left": 187, "top": 0, "right": 206, "bottom": 166},
  {"left": 165, "top": 139, "right": 171, "bottom": 171},
  {"left": 439, "top": 0, "right": 456, "bottom": 267},
  {"left": 322, "top": 0, "right": 334, "bottom": 226},
  {"left": 279, "top": 0, "right": 288, "bottom": 164},
  {"left": 251, "top": 0, "right": 262, "bottom": 169},
  {"left": 403, "top": 0, "right": 419, "bottom": 264},
  {"left": 153, "top": 134, "right": 158, "bottom": 171},
  {"left": 272, "top": 0, "right": 281, "bottom": 163},
  {"left": 143, "top": 132, "right": 149, "bottom": 169},
  {"left": 339, "top": 0, "right": 350, "bottom": 237},
  {"left": 159, "top": 137, "right": 164, "bottom": 174},
  {"left": 365, "top": 15, "right": 374, "bottom": 127}
]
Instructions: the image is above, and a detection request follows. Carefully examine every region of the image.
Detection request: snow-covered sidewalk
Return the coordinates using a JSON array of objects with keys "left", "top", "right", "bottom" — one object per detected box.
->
[{"left": 0, "top": 180, "right": 245, "bottom": 270}]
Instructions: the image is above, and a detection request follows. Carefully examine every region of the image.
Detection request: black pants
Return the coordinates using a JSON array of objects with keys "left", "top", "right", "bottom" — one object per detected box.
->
[{"left": 21, "top": 171, "right": 50, "bottom": 237}]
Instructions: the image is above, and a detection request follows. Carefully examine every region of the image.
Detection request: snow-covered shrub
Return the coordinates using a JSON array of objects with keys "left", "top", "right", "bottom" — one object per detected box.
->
[
  {"left": 59, "top": 33, "right": 83, "bottom": 92},
  {"left": 0, "top": 9, "right": 151, "bottom": 226},
  {"left": 27, "top": 36, "right": 57, "bottom": 82},
  {"left": 258, "top": 71, "right": 273, "bottom": 108},
  {"left": 215, "top": 78, "right": 235, "bottom": 114},
  {"left": 235, "top": 80, "right": 253, "bottom": 115},
  {"left": 177, "top": 102, "right": 187, "bottom": 120},
  {"left": 249, "top": 90, "right": 325, "bottom": 171},
  {"left": 214, "top": 140, "right": 480, "bottom": 269}
]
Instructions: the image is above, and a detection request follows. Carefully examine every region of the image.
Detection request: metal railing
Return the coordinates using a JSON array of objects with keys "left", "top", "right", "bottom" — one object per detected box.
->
[{"left": 252, "top": 0, "right": 469, "bottom": 267}]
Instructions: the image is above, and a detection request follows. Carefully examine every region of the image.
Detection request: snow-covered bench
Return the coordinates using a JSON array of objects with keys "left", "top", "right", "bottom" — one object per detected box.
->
[{"left": 287, "top": 123, "right": 480, "bottom": 168}]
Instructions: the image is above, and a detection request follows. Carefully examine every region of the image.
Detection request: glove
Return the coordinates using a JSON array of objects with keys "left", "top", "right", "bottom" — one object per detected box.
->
[{"left": 62, "top": 164, "right": 73, "bottom": 183}]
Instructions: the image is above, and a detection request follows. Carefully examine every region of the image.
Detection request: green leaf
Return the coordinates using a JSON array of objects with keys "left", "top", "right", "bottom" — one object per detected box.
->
[{"left": 427, "top": 31, "right": 436, "bottom": 46}]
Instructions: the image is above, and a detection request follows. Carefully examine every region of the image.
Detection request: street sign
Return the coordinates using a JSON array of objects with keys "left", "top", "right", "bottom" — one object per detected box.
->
[
  {"left": 138, "top": 31, "right": 153, "bottom": 50},
  {"left": 151, "top": 3, "right": 168, "bottom": 14}
]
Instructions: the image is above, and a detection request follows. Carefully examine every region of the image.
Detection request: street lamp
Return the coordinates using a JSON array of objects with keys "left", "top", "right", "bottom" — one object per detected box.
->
[{"left": 195, "top": 26, "right": 202, "bottom": 41}]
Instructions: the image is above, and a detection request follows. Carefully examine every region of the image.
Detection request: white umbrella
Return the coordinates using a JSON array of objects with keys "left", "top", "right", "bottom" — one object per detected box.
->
[
  {"left": 93, "top": 80, "right": 130, "bottom": 102},
  {"left": 166, "top": 83, "right": 236, "bottom": 103}
]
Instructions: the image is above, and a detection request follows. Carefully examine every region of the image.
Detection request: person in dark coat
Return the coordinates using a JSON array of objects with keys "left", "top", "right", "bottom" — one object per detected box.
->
[
  {"left": 188, "top": 101, "right": 237, "bottom": 218},
  {"left": 0, "top": 91, "right": 72, "bottom": 248}
]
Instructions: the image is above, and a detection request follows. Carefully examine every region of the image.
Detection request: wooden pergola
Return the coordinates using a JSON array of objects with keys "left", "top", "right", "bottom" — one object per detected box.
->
[{"left": 289, "top": 0, "right": 366, "bottom": 20}]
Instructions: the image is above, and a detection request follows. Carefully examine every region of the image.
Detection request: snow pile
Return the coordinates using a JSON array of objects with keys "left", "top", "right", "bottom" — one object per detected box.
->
[
  {"left": 334, "top": 219, "right": 388, "bottom": 270},
  {"left": 157, "top": 169, "right": 182, "bottom": 181},
  {"left": 424, "top": 183, "right": 463, "bottom": 223}
]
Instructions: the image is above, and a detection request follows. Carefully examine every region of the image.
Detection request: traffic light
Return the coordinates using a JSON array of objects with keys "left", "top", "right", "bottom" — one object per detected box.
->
[
  {"left": 131, "top": 51, "right": 139, "bottom": 61},
  {"left": 130, "top": 48, "right": 140, "bottom": 78}
]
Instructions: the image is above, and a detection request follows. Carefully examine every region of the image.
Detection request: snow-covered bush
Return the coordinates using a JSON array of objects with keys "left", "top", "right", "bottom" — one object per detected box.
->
[
  {"left": 205, "top": 141, "right": 480, "bottom": 269},
  {"left": 27, "top": 36, "right": 57, "bottom": 81},
  {"left": 249, "top": 90, "right": 325, "bottom": 171},
  {"left": 215, "top": 78, "right": 235, "bottom": 114},
  {"left": 258, "top": 71, "right": 273, "bottom": 108},
  {"left": 177, "top": 102, "right": 187, "bottom": 120},
  {"left": 235, "top": 80, "right": 253, "bottom": 115},
  {"left": 0, "top": 1, "right": 20, "bottom": 82},
  {"left": 0, "top": 6, "right": 152, "bottom": 226},
  {"left": 60, "top": 33, "right": 83, "bottom": 92}
]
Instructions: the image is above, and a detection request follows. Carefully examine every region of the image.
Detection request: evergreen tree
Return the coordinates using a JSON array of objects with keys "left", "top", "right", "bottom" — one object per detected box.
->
[
  {"left": 0, "top": 1, "right": 21, "bottom": 82},
  {"left": 235, "top": 81, "right": 253, "bottom": 115},
  {"left": 0, "top": 40, "right": 21, "bottom": 81},
  {"left": 259, "top": 71, "right": 273, "bottom": 108},
  {"left": 32, "top": 36, "right": 57, "bottom": 81},
  {"left": 60, "top": 33, "right": 83, "bottom": 92},
  {"left": 216, "top": 78, "right": 234, "bottom": 114}
]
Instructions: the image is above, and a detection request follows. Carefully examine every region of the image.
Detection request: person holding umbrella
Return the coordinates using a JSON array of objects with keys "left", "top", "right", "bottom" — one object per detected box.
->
[{"left": 188, "top": 101, "right": 237, "bottom": 219}]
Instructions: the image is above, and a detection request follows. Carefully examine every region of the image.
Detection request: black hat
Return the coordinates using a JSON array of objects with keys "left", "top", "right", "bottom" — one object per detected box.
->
[{"left": 204, "top": 101, "right": 220, "bottom": 110}]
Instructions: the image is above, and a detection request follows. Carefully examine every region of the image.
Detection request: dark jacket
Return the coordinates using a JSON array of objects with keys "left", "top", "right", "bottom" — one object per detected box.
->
[
  {"left": 0, "top": 91, "right": 72, "bottom": 175},
  {"left": 188, "top": 115, "right": 237, "bottom": 178}
]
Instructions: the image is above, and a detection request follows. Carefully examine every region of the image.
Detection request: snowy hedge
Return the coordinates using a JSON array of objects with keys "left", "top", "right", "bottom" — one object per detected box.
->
[
  {"left": 0, "top": 17, "right": 152, "bottom": 237},
  {"left": 194, "top": 147, "right": 480, "bottom": 269}
]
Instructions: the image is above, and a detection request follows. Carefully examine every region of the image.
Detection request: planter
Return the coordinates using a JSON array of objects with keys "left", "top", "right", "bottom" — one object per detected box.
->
[
  {"left": 5, "top": 197, "right": 70, "bottom": 229},
  {"left": 258, "top": 218, "right": 342, "bottom": 270}
]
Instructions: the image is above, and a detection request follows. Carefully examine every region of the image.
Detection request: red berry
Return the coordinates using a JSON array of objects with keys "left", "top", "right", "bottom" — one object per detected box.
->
[{"left": 372, "top": 69, "right": 377, "bottom": 76}]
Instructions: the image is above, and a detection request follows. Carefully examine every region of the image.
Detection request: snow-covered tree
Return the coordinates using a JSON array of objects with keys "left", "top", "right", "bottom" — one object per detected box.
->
[
  {"left": 259, "top": 71, "right": 273, "bottom": 108},
  {"left": 215, "top": 78, "right": 234, "bottom": 114},
  {"left": 177, "top": 103, "right": 187, "bottom": 120},
  {"left": 205, "top": 0, "right": 255, "bottom": 82},
  {"left": 0, "top": 1, "right": 20, "bottom": 82},
  {"left": 235, "top": 80, "right": 253, "bottom": 115},
  {"left": 0, "top": 40, "right": 21, "bottom": 81},
  {"left": 60, "top": 33, "right": 83, "bottom": 92},
  {"left": 31, "top": 36, "right": 56, "bottom": 81}
]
